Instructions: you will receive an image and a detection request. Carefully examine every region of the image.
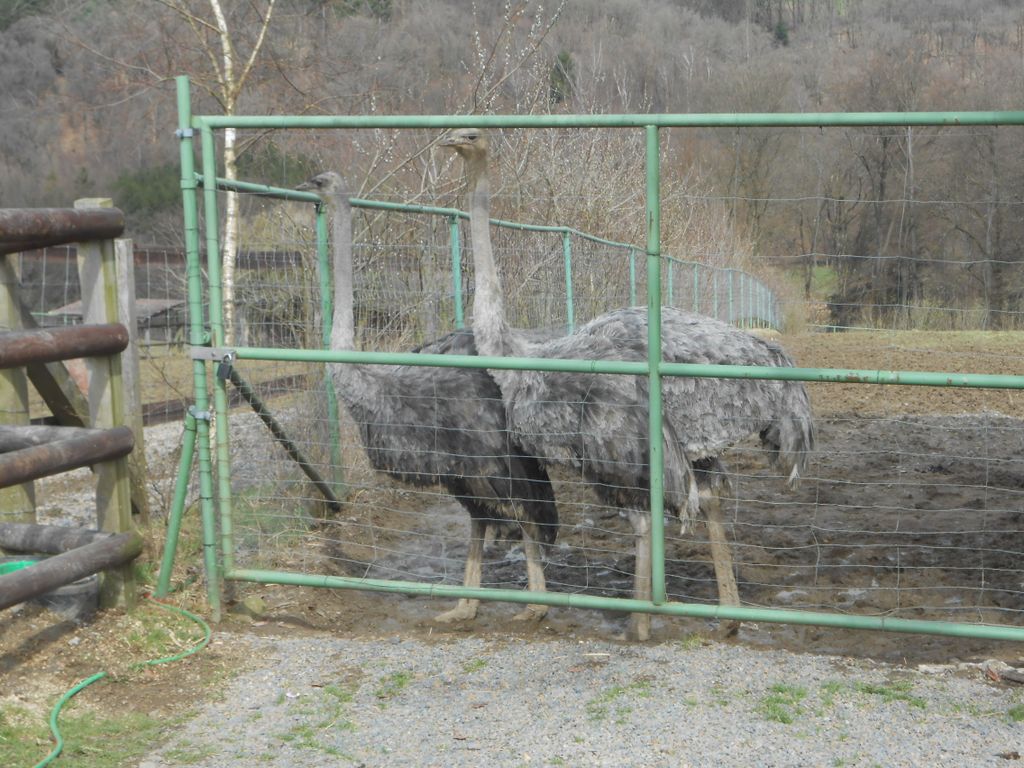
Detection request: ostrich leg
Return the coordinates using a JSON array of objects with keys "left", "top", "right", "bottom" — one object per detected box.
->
[
  {"left": 511, "top": 527, "right": 548, "bottom": 621},
  {"left": 703, "top": 491, "right": 741, "bottom": 636},
  {"left": 435, "top": 518, "right": 485, "bottom": 622},
  {"left": 626, "top": 510, "right": 653, "bottom": 642}
]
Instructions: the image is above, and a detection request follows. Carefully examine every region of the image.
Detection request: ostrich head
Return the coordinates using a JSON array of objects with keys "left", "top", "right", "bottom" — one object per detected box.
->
[
  {"left": 441, "top": 128, "right": 489, "bottom": 162},
  {"left": 296, "top": 171, "right": 349, "bottom": 198}
]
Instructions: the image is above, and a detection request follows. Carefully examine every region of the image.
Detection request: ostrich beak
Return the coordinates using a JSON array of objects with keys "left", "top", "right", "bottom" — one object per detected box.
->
[
  {"left": 295, "top": 179, "right": 315, "bottom": 191},
  {"left": 441, "top": 128, "right": 483, "bottom": 149}
]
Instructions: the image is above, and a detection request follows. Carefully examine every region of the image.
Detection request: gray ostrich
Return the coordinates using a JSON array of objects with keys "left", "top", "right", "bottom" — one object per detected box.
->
[
  {"left": 442, "top": 129, "right": 815, "bottom": 640},
  {"left": 296, "top": 171, "right": 558, "bottom": 623}
]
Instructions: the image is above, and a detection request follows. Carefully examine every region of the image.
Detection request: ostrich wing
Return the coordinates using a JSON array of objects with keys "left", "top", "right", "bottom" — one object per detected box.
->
[{"left": 335, "top": 346, "right": 558, "bottom": 544}]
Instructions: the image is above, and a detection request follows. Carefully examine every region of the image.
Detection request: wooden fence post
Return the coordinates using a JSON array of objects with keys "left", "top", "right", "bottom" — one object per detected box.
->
[
  {"left": 0, "top": 255, "right": 36, "bottom": 523},
  {"left": 115, "top": 238, "right": 149, "bottom": 526},
  {"left": 74, "top": 198, "right": 136, "bottom": 608}
]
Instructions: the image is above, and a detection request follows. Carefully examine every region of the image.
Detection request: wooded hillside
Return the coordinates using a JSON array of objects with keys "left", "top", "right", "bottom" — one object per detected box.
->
[{"left": 2, "top": 0, "right": 1023, "bottom": 329}]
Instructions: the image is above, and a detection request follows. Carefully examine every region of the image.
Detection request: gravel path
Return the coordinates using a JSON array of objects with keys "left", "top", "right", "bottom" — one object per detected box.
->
[{"left": 139, "top": 631, "right": 1023, "bottom": 767}]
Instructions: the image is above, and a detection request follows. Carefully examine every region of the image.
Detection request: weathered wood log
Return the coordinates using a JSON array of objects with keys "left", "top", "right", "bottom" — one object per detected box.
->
[
  {"left": 0, "top": 208, "right": 124, "bottom": 256},
  {"left": 0, "top": 529, "right": 142, "bottom": 612},
  {"left": 0, "top": 425, "right": 106, "bottom": 453},
  {"left": 0, "top": 324, "right": 129, "bottom": 370},
  {"left": 0, "top": 522, "right": 114, "bottom": 554},
  {"left": 0, "top": 426, "right": 134, "bottom": 489}
]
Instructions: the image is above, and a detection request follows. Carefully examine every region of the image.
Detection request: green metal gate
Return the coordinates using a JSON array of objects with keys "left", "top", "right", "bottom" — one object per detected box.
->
[{"left": 158, "top": 73, "right": 1024, "bottom": 643}]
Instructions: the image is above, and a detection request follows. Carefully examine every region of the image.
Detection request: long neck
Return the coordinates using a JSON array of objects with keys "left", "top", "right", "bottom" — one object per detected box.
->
[
  {"left": 465, "top": 153, "right": 518, "bottom": 358},
  {"left": 327, "top": 191, "right": 355, "bottom": 351}
]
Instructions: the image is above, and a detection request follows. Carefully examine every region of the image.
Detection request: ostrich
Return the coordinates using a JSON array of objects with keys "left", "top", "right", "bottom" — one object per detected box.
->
[
  {"left": 296, "top": 171, "right": 558, "bottom": 623},
  {"left": 442, "top": 128, "right": 814, "bottom": 640}
]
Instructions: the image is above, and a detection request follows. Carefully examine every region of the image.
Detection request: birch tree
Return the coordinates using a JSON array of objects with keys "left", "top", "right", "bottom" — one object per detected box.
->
[{"left": 157, "top": 0, "right": 277, "bottom": 344}]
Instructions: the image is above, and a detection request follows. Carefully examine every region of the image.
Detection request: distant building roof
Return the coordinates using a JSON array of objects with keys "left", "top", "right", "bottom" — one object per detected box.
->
[{"left": 47, "top": 298, "right": 186, "bottom": 320}]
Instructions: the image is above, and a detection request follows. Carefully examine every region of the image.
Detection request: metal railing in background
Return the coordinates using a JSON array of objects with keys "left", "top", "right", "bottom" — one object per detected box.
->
[{"left": 203, "top": 175, "right": 779, "bottom": 335}]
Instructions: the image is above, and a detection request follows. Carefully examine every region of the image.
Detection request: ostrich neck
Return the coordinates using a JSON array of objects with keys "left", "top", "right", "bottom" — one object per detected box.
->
[
  {"left": 466, "top": 154, "right": 520, "bottom": 359},
  {"left": 327, "top": 192, "right": 356, "bottom": 351}
]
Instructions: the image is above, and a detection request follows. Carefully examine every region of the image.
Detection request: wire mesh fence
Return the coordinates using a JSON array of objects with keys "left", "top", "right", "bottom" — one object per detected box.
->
[{"left": 169, "top": 159, "right": 1024, "bottom": 640}]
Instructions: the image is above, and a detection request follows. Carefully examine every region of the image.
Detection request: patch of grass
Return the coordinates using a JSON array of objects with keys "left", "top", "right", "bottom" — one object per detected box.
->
[
  {"left": 853, "top": 680, "right": 926, "bottom": 710},
  {"left": 273, "top": 681, "right": 358, "bottom": 759},
  {"left": 675, "top": 633, "right": 706, "bottom": 651},
  {"left": 759, "top": 683, "right": 808, "bottom": 724},
  {"left": 1008, "top": 704, "right": 1024, "bottom": 722},
  {"left": 41, "top": 710, "right": 169, "bottom": 768},
  {"left": 324, "top": 683, "right": 356, "bottom": 705},
  {"left": 0, "top": 705, "right": 45, "bottom": 768},
  {"left": 819, "top": 680, "right": 844, "bottom": 709},
  {"left": 463, "top": 658, "right": 488, "bottom": 674},
  {"left": 709, "top": 683, "right": 731, "bottom": 707},
  {"left": 124, "top": 612, "right": 181, "bottom": 657},
  {"left": 585, "top": 679, "right": 653, "bottom": 724},
  {"left": 163, "top": 741, "right": 218, "bottom": 764},
  {"left": 375, "top": 670, "right": 414, "bottom": 706}
]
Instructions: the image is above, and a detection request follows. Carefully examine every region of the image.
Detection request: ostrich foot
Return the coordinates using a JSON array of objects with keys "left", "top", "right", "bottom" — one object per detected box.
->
[
  {"left": 434, "top": 599, "right": 479, "bottom": 623},
  {"left": 716, "top": 619, "right": 741, "bottom": 638},
  {"left": 624, "top": 612, "right": 651, "bottom": 642},
  {"left": 512, "top": 604, "right": 548, "bottom": 622}
]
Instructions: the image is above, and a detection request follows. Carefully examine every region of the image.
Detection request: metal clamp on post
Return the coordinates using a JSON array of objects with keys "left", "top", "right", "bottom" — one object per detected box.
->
[
  {"left": 189, "top": 346, "right": 237, "bottom": 363},
  {"left": 175, "top": 128, "right": 194, "bottom": 139},
  {"left": 188, "top": 346, "right": 236, "bottom": 380},
  {"left": 187, "top": 405, "right": 211, "bottom": 423}
]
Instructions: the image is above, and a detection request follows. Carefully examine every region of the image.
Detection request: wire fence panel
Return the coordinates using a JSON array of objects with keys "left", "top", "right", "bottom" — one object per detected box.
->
[
  {"left": 157, "top": 105, "right": 1024, "bottom": 644},
  {"left": 189, "top": 178, "right": 1024, "bottom": 642}
]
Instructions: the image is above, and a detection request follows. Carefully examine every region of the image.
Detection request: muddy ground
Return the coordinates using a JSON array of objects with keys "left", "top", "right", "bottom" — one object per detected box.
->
[{"left": 222, "top": 330, "right": 1024, "bottom": 661}]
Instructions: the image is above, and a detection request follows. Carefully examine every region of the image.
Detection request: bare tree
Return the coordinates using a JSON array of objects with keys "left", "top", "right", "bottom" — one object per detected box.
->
[{"left": 156, "top": 0, "right": 277, "bottom": 344}]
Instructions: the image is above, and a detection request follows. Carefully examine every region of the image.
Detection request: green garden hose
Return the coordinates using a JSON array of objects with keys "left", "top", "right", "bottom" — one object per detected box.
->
[{"left": 32, "top": 596, "right": 211, "bottom": 768}]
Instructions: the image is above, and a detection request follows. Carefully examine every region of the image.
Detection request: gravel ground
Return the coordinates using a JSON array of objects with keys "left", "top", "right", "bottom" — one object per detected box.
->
[{"left": 139, "top": 631, "right": 1024, "bottom": 768}]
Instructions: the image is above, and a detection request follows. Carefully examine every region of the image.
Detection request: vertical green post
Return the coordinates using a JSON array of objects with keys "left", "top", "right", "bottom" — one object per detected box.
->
[
  {"left": 740, "top": 273, "right": 747, "bottom": 327},
  {"left": 666, "top": 259, "right": 674, "bottom": 306},
  {"left": 155, "top": 407, "right": 198, "bottom": 598},
  {"left": 449, "top": 215, "right": 464, "bottom": 330},
  {"left": 174, "top": 77, "right": 221, "bottom": 621},
  {"left": 645, "top": 125, "right": 666, "bottom": 606},
  {"left": 712, "top": 271, "right": 720, "bottom": 320},
  {"left": 727, "top": 269, "right": 735, "bottom": 324},
  {"left": 317, "top": 204, "right": 345, "bottom": 486},
  {"left": 199, "top": 123, "right": 236, "bottom": 578},
  {"left": 749, "top": 276, "right": 755, "bottom": 327},
  {"left": 629, "top": 249, "right": 638, "bottom": 306},
  {"left": 562, "top": 229, "right": 575, "bottom": 333},
  {"left": 692, "top": 264, "right": 699, "bottom": 314}
]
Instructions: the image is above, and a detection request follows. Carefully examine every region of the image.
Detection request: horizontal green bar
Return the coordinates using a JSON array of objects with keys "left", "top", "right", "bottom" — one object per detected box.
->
[
  {"left": 234, "top": 346, "right": 647, "bottom": 375},
  {"left": 230, "top": 345, "right": 1024, "bottom": 390},
  {"left": 353, "top": 198, "right": 462, "bottom": 218},
  {"left": 226, "top": 568, "right": 1024, "bottom": 642},
  {"left": 197, "top": 111, "right": 1024, "bottom": 130},
  {"left": 199, "top": 175, "right": 318, "bottom": 203},
  {"left": 199, "top": 174, "right": 466, "bottom": 217},
  {"left": 660, "top": 361, "right": 1024, "bottom": 389}
]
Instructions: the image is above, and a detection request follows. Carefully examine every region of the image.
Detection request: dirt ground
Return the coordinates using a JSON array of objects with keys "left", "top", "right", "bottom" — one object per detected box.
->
[{"left": 4, "top": 330, "right": 1024, "bottom": 759}]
